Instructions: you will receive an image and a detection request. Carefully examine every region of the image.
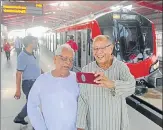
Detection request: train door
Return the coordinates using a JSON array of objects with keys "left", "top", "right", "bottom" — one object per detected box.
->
[
  {"left": 81, "top": 30, "right": 88, "bottom": 68},
  {"left": 76, "top": 31, "right": 81, "bottom": 68}
]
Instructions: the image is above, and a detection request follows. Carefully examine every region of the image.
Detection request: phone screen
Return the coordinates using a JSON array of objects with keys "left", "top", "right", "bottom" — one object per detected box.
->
[{"left": 76, "top": 72, "right": 98, "bottom": 84}]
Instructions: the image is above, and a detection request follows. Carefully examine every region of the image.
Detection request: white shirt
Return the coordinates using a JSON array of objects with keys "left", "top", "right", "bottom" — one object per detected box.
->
[{"left": 27, "top": 71, "right": 79, "bottom": 130}]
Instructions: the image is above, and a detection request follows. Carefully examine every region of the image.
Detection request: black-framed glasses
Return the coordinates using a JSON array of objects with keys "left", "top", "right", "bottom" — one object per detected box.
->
[
  {"left": 93, "top": 44, "right": 112, "bottom": 52},
  {"left": 58, "top": 55, "right": 74, "bottom": 63}
]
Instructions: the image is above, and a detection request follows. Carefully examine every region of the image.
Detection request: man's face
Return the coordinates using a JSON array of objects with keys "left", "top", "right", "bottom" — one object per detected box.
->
[
  {"left": 93, "top": 40, "right": 113, "bottom": 64},
  {"left": 54, "top": 48, "right": 74, "bottom": 73}
]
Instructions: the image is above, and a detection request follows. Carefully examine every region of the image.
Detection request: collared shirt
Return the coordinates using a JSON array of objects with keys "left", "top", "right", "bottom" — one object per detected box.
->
[
  {"left": 17, "top": 49, "right": 41, "bottom": 80},
  {"left": 76, "top": 57, "right": 136, "bottom": 130},
  {"left": 27, "top": 71, "right": 79, "bottom": 130}
]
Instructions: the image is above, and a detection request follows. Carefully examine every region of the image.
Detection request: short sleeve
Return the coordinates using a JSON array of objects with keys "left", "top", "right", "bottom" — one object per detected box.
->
[{"left": 17, "top": 54, "right": 27, "bottom": 71}]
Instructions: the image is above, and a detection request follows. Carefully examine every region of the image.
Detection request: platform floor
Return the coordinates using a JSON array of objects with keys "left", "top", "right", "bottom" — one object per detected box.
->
[
  {"left": 1, "top": 50, "right": 33, "bottom": 130},
  {"left": 1, "top": 46, "right": 162, "bottom": 130},
  {"left": 1, "top": 47, "right": 56, "bottom": 130}
]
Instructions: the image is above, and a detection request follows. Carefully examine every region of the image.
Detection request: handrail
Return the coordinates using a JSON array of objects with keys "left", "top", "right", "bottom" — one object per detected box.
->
[{"left": 126, "top": 95, "right": 163, "bottom": 128}]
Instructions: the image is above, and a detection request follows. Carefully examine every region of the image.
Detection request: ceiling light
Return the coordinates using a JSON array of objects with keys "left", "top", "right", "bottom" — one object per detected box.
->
[
  {"left": 50, "top": 2, "right": 69, "bottom": 7},
  {"left": 110, "top": 5, "right": 122, "bottom": 11},
  {"left": 45, "top": 12, "right": 52, "bottom": 14},
  {"left": 110, "top": 5, "right": 133, "bottom": 11},
  {"left": 123, "top": 5, "right": 133, "bottom": 10}
]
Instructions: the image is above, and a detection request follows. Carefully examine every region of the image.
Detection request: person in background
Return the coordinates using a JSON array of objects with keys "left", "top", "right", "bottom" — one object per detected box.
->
[
  {"left": 66, "top": 35, "right": 78, "bottom": 68},
  {"left": 15, "top": 36, "right": 23, "bottom": 57},
  {"left": 27, "top": 44, "right": 79, "bottom": 130},
  {"left": 3, "top": 39, "right": 11, "bottom": 61},
  {"left": 77, "top": 35, "right": 136, "bottom": 130},
  {"left": 14, "top": 36, "right": 43, "bottom": 125}
]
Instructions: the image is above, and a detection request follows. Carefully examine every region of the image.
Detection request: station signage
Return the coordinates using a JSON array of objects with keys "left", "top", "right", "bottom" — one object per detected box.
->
[{"left": 2, "top": 3, "right": 43, "bottom": 15}]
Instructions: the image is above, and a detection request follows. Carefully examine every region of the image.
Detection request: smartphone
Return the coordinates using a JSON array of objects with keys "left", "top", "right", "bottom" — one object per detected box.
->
[{"left": 76, "top": 72, "right": 98, "bottom": 84}]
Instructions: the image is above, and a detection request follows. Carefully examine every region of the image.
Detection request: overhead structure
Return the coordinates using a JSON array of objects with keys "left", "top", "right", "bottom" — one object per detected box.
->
[
  {"left": 2, "top": 2, "right": 43, "bottom": 15},
  {"left": 1, "top": 1, "right": 162, "bottom": 30},
  {"left": 137, "top": 1, "right": 162, "bottom": 12}
]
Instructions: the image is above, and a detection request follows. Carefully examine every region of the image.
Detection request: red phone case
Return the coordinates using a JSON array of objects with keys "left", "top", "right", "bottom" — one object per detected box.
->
[{"left": 76, "top": 72, "right": 98, "bottom": 84}]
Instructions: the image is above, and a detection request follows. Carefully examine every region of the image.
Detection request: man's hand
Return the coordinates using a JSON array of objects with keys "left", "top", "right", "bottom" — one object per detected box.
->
[
  {"left": 14, "top": 90, "right": 21, "bottom": 100},
  {"left": 94, "top": 72, "right": 114, "bottom": 88}
]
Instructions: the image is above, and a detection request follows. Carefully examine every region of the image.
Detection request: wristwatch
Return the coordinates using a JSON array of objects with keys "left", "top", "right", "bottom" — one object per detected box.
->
[{"left": 110, "top": 81, "right": 116, "bottom": 96}]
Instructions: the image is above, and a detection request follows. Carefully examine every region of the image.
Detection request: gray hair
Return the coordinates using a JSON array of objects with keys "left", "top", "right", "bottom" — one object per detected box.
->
[{"left": 55, "top": 44, "right": 75, "bottom": 58}]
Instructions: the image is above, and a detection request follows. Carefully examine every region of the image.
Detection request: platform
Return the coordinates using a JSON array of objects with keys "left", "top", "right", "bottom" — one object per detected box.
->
[
  {"left": 1, "top": 46, "right": 162, "bottom": 130},
  {"left": 1, "top": 50, "right": 33, "bottom": 130}
]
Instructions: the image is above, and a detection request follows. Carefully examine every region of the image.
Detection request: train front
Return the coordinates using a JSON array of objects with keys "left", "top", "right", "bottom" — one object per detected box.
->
[{"left": 95, "top": 9, "right": 162, "bottom": 93}]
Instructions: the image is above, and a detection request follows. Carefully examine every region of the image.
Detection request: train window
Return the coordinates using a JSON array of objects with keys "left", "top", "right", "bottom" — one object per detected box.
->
[
  {"left": 49, "top": 34, "right": 51, "bottom": 51},
  {"left": 140, "top": 26, "right": 153, "bottom": 52},
  {"left": 47, "top": 34, "right": 49, "bottom": 49},
  {"left": 53, "top": 33, "right": 56, "bottom": 52},
  {"left": 60, "top": 32, "right": 63, "bottom": 45},
  {"left": 56, "top": 33, "right": 60, "bottom": 48},
  {"left": 62, "top": 32, "right": 66, "bottom": 44},
  {"left": 76, "top": 31, "right": 81, "bottom": 68},
  {"left": 46, "top": 34, "right": 48, "bottom": 48},
  {"left": 51, "top": 34, "right": 53, "bottom": 52},
  {"left": 87, "top": 29, "right": 94, "bottom": 62},
  {"left": 49, "top": 34, "right": 52, "bottom": 51}
]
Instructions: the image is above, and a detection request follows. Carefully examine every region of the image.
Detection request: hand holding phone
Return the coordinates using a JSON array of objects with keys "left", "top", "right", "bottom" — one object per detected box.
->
[{"left": 76, "top": 72, "right": 99, "bottom": 84}]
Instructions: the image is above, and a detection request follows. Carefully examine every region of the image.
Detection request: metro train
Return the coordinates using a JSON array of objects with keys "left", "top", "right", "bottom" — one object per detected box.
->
[{"left": 44, "top": 9, "right": 162, "bottom": 95}]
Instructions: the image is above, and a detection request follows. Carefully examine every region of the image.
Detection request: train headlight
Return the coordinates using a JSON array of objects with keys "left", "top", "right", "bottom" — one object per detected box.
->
[{"left": 150, "top": 60, "right": 159, "bottom": 73}]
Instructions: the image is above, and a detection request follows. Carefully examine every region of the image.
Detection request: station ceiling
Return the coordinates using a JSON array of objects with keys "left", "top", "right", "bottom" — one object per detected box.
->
[{"left": 1, "top": 1, "right": 163, "bottom": 31}]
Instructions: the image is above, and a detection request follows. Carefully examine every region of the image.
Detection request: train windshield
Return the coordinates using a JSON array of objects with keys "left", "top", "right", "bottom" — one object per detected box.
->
[
  {"left": 113, "top": 20, "right": 153, "bottom": 62},
  {"left": 100, "top": 13, "right": 153, "bottom": 63}
]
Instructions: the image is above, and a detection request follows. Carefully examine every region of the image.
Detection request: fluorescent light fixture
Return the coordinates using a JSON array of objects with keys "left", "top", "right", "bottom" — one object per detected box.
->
[
  {"left": 50, "top": 2, "right": 69, "bottom": 7},
  {"left": 123, "top": 5, "right": 133, "bottom": 10},
  {"left": 110, "top": 5, "right": 122, "bottom": 11},
  {"left": 110, "top": 4, "right": 133, "bottom": 11},
  {"left": 45, "top": 12, "right": 52, "bottom": 14}
]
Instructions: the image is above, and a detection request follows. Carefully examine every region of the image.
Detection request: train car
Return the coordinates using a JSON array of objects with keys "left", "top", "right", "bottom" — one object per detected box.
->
[{"left": 44, "top": 9, "right": 162, "bottom": 95}]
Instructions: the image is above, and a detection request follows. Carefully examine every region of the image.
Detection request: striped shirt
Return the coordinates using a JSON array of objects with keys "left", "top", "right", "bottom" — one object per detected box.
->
[{"left": 76, "top": 57, "right": 136, "bottom": 130}]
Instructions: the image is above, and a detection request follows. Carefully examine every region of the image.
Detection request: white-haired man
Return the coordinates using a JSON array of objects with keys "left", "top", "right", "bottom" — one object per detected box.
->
[
  {"left": 77, "top": 35, "right": 136, "bottom": 130},
  {"left": 27, "top": 44, "right": 79, "bottom": 130}
]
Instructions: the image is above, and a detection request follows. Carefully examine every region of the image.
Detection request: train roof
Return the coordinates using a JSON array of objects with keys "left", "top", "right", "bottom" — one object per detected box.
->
[{"left": 53, "top": 9, "right": 150, "bottom": 32}]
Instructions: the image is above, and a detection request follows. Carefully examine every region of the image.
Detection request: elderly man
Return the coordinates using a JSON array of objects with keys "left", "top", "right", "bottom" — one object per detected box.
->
[
  {"left": 27, "top": 44, "right": 79, "bottom": 130},
  {"left": 77, "top": 35, "right": 136, "bottom": 130},
  {"left": 14, "top": 36, "right": 42, "bottom": 125}
]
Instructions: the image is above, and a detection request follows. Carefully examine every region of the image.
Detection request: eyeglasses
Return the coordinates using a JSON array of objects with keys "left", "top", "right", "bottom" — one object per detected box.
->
[
  {"left": 93, "top": 44, "right": 112, "bottom": 52},
  {"left": 58, "top": 55, "right": 74, "bottom": 63}
]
